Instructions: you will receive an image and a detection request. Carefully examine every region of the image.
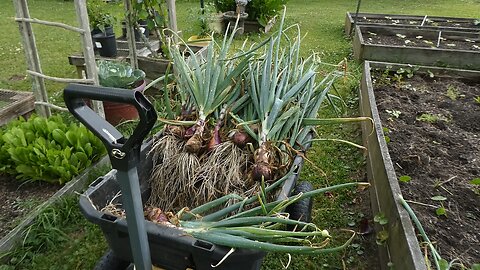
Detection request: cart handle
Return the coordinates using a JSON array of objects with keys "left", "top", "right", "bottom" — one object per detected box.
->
[{"left": 63, "top": 83, "right": 157, "bottom": 168}]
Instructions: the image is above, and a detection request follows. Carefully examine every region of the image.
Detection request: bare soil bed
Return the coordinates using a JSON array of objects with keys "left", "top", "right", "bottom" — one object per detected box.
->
[
  {"left": 0, "top": 175, "right": 60, "bottom": 239},
  {"left": 371, "top": 71, "right": 480, "bottom": 265},
  {"left": 363, "top": 30, "right": 480, "bottom": 51},
  {"left": 356, "top": 16, "right": 478, "bottom": 28}
]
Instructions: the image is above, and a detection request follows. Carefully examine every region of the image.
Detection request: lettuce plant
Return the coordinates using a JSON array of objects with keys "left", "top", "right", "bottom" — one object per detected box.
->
[{"left": 0, "top": 115, "right": 106, "bottom": 184}]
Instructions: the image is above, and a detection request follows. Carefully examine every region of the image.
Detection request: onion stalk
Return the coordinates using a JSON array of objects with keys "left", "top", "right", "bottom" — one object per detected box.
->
[{"left": 139, "top": 181, "right": 370, "bottom": 255}]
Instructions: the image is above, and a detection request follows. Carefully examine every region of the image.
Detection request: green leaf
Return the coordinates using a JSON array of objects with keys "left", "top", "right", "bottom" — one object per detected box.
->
[
  {"left": 470, "top": 178, "right": 480, "bottom": 185},
  {"left": 52, "top": 129, "right": 67, "bottom": 145},
  {"left": 431, "top": 196, "right": 447, "bottom": 201},
  {"left": 374, "top": 213, "right": 389, "bottom": 225},
  {"left": 399, "top": 175, "right": 411, "bottom": 183},
  {"left": 436, "top": 206, "right": 446, "bottom": 216},
  {"left": 438, "top": 259, "right": 449, "bottom": 270},
  {"left": 471, "top": 264, "right": 480, "bottom": 270},
  {"left": 65, "top": 131, "right": 77, "bottom": 146},
  {"left": 376, "top": 230, "right": 389, "bottom": 245}
]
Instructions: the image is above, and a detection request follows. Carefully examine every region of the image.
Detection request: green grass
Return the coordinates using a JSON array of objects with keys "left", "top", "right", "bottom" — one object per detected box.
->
[{"left": 1, "top": 0, "right": 479, "bottom": 269}]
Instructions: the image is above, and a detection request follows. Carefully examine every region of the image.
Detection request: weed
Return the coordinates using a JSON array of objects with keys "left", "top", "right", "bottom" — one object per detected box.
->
[
  {"left": 386, "top": 109, "right": 402, "bottom": 119},
  {"left": 474, "top": 96, "right": 480, "bottom": 105},
  {"left": 446, "top": 85, "right": 461, "bottom": 100},
  {"left": 431, "top": 195, "right": 448, "bottom": 217},
  {"left": 416, "top": 113, "right": 448, "bottom": 123},
  {"left": 470, "top": 178, "right": 480, "bottom": 195},
  {"left": 399, "top": 175, "right": 412, "bottom": 183},
  {"left": 383, "top": 127, "right": 391, "bottom": 143},
  {"left": 0, "top": 196, "right": 107, "bottom": 269}
]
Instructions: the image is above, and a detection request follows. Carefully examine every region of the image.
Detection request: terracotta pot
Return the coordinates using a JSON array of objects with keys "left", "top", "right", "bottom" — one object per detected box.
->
[{"left": 103, "top": 81, "right": 146, "bottom": 125}]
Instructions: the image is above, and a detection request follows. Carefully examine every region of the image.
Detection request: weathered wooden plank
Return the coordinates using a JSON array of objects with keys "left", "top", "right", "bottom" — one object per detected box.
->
[
  {"left": 353, "top": 25, "right": 480, "bottom": 70},
  {"left": 74, "top": 0, "right": 105, "bottom": 118},
  {"left": 345, "top": 12, "right": 480, "bottom": 35},
  {"left": 360, "top": 61, "right": 428, "bottom": 270},
  {"left": 0, "top": 89, "right": 34, "bottom": 126}
]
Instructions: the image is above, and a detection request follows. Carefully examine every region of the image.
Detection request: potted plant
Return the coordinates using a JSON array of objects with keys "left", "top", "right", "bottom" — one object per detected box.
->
[
  {"left": 97, "top": 60, "right": 146, "bottom": 125},
  {"left": 87, "top": 0, "right": 118, "bottom": 57},
  {"left": 215, "top": 0, "right": 286, "bottom": 33}
]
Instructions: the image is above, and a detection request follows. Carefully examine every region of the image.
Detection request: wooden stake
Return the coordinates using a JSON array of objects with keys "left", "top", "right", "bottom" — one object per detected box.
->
[
  {"left": 124, "top": 0, "right": 138, "bottom": 69},
  {"left": 74, "top": 0, "right": 105, "bottom": 118},
  {"left": 166, "top": 0, "right": 178, "bottom": 42},
  {"left": 13, "top": 0, "right": 51, "bottom": 117}
]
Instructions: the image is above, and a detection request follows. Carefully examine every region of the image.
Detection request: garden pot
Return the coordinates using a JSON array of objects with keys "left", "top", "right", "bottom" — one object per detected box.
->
[
  {"left": 91, "top": 26, "right": 114, "bottom": 37},
  {"left": 103, "top": 80, "right": 146, "bottom": 125},
  {"left": 208, "top": 13, "right": 225, "bottom": 34},
  {"left": 92, "top": 32, "right": 118, "bottom": 57}
]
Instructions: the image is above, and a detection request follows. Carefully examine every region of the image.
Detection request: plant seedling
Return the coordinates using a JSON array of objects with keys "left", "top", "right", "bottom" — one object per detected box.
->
[
  {"left": 399, "top": 175, "right": 412, "bottom": 183},
  {"left": 474, "top": 96, "right": 480, "bottom": 105},
  {"left": 446, "top": 85, "right": 461, "bottom": 100},
  {"left": 386, "top": 109, "right": 401, "bottom": 119},
  {"left": 374, "top": 213, "right": 389, "bottom": 225},
  {"left": 470, "top": 178, "right": 480, "bottom": 195},
  {"left": 383, "top": 127, "right": 391, "bottom": 143},
  {"left": 416, "top": 113, "right": 448, "bottom": 123},
  {"left": 431, "top": 196, "right": 447, "bottom": 217}
]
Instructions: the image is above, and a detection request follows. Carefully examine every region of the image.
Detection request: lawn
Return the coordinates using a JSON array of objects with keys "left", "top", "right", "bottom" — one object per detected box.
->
[{"left": 0, "top": 0, "right": 479, "bottom": 269}]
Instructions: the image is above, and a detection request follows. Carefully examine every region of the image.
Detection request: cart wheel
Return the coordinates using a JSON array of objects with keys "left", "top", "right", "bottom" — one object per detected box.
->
[
  {"left": 94, "top": 249, "right": 131, "bottom": 270},
  {"left": 286, "top": 181, "right": 313, "bottom": 230}
]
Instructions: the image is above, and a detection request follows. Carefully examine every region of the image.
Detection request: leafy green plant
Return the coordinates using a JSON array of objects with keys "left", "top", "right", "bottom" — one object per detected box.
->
[
  {"left": 446, "top": 85, "right": 461, "bottom": 100},
  {"left": 396, "top": 66, "right": 418, "bottom": 79},
  {"left": 87, "top": 0, "right": 116, "bottom": 32},
  {"left": 416, "top": 113, "right": 447, "bottom": 123},
  {"left": 213, "top": 0, "right": 287, "bottom": 25},
  {"left": 97, "top": 60, "right": 146, "bottom": 89},
  {"left": 0, "top": 115, "right": 106, "bottom": 184},
  {"left": 386, "top": 109, "right": 401, "bottom": 119}
]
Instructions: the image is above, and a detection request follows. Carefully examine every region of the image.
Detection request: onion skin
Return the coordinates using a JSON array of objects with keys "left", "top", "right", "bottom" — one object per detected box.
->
[
  {"left": 231, "top": 130, "right": 251, "bottom": 149},
  {"left": 207, "top": 125, "right": 221, "bottom": 152},
  {"left": 252, "top": 143, "right": 274, "bottom": 182},
  {"left": 252, "top": 162, "right": 273, "bottom": 182},
  {"left": 185, "top": 133, "right": 203, "bottom": 154},
  {"left": 185, "top": 120, "right": 206, "bottom": 154},
  {"left": 165, "top": 125, "right": 184, "bottom": 138},
  {"left": 184, "top": 125, "right": 196, "bottom": 139}
]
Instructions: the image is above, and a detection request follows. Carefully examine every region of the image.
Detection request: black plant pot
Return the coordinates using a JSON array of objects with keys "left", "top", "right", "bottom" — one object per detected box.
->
[
  {"left": 92, "top": 32, "right": 117, "bottom": 57},
  {"left": 91, "top": 26, "right": 114, "bottom": 36}
]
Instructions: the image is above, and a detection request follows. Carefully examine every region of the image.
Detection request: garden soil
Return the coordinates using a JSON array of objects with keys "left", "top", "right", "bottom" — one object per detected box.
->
[
  {"left": 0, "top": 175, "right": 59, "bottom": 239},
  {"left": 373, "top": 72, "right": 480, "bottom": 265},
  {"left": 363, "top": 30, "right": 480, "bottom": 51}
]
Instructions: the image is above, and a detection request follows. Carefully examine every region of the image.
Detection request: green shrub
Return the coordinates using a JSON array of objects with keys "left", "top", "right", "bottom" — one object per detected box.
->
[{"left": 0, "top": 115, "right": 106, "bottom": 184}]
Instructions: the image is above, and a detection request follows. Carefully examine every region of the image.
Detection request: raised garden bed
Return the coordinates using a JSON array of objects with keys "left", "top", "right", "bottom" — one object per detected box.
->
[
  {"left": 353, "top": 25, "right": 480, "bottom": 70},
  {"left": 345, "top": 12, "right": 480, "bottom": 35},
  {"left": 0, "top": 89, "right": 34, "bottom": 126},
  {"left": 0, "top": 155, "right": 110, "bottom": 253},
  {"left": 360, "top": 61, "right": 480, "bottom": 269}
]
